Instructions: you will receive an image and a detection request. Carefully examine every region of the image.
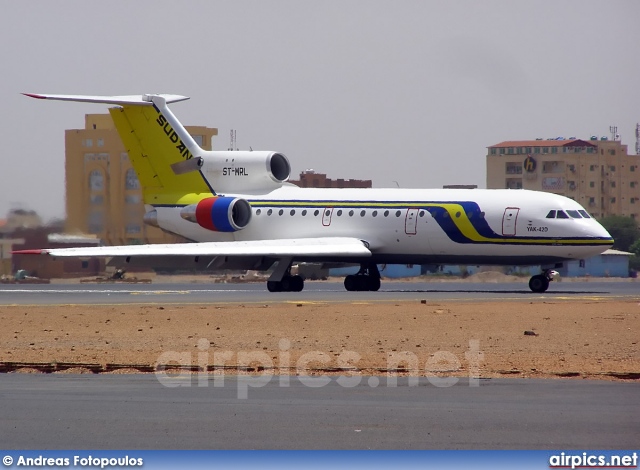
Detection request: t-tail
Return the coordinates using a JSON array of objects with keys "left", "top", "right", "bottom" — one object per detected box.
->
[{"left": 23, "top": 93, "right": 214, "bottom": 205}]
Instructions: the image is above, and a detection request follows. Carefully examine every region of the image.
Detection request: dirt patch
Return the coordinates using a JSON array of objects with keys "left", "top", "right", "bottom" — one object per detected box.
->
[{"left": 1, "top": 300, "right": 638, "bottom": 380}]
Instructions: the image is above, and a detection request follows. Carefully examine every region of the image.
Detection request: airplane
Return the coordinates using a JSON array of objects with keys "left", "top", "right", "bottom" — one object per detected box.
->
[{"left": 15, "top": 93, "right": 614, "bottom": 293}]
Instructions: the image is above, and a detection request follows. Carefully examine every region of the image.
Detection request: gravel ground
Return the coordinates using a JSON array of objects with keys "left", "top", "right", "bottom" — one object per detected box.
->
[{"left": 1, "top": 299, "right": 638, "bottom": 380}]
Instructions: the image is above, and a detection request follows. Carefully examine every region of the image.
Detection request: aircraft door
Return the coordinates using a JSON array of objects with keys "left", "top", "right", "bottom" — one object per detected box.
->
[
  {"left": 502, "top": 207, "right": 520, "bottom": 236},
  {"left": 322, "top": 207, "right": 333, "bottom": 226},
  {"left": 405, "top": 208, "right": 418, "bottom": 235}
]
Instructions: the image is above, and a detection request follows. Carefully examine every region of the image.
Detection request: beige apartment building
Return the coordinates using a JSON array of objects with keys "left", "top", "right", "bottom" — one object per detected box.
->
[
  {"left": 66, "top": 114, "right": 217, "bottom": 245},
  {"left": 486, "top": 138, "right": 640, "bottom": 219}
]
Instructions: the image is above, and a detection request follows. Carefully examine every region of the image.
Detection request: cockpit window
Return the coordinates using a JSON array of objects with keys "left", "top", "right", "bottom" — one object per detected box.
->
[
  {"left": 546, "top": 210, "right": 556, "bottom": 219},
  {"left": 556, "top": 210, "right": 569, "bottom": 219},
  {"left": 578, "top": 210, "right": 591, "bottom": 219},
  {"left": 566, "top": 210, "right": 582, "bottom": 218}
]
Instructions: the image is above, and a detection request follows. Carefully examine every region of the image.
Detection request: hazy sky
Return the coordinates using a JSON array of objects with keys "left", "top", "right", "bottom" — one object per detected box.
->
[{"left": 1, "top": 1, "right": 638, "bottom": 220}]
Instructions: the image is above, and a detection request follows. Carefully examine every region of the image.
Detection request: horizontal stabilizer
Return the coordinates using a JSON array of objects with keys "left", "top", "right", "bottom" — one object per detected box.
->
[
  {"left": 13, "top": 237, "right": 372, "bottom": 259},
  {"left": 22, "top": 93, "right": 189, "bottom": 106}
]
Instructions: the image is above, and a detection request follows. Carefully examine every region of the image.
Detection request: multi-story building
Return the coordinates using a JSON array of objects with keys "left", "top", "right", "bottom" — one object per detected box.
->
[
  {"left": 65, "top": 114, "right": 217, "bottom": 245},
  {"left": 486, "top": 137, "right": 640, "bottom": 219},
  {"left": 289, "top": 170, "right": 372, "bottom": 188}
]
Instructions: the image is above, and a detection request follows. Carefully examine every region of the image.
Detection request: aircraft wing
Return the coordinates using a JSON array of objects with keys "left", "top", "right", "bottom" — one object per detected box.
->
[{"left": 13, "top": 237, "right": 372, "bottom": 259}]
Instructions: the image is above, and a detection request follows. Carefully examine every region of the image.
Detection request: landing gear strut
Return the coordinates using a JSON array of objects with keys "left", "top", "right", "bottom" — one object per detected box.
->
[
  {"left": 344, "top": 263, "right": 381, "bottom": 292},
  {"left": 266, "top": 258, "right": 305, "bottom": 292},
  {"left": 528, "top": 269, "right": 558, "bottom": 293}
]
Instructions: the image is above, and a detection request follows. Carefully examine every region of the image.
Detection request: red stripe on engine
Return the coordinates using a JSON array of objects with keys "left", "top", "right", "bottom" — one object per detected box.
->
[{"left": 195, "top": 197, "right": 218, "bottom": 231}]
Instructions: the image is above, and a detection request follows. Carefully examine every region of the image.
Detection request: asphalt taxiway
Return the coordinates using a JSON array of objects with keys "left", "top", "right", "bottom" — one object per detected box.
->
[
  {"left": 0, "top": 374, "right": 638, "bottom": 449},
  {"left": 0, "top": 280, "right": 637, "bottom": 305}
]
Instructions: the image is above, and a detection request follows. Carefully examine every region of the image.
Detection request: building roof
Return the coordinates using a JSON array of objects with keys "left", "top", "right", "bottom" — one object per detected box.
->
[
  {"left": 601, "top": 249, "right": 634, "bottom": 256},
  {"left": 489, "top": 139, "right": 596, "bottom": 148},
  {"left": 48, "top": 233, "right": 102, "bottom": 245}
]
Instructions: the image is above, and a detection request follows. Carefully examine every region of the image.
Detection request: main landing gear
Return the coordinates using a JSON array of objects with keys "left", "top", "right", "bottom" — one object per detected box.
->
[
  {"left": 528, "top": 269, "right": 558, "bottom": 293},
  {"left": 266, "top": 258, "right": 305, "bottom": 292},
  {"left": 344, "top": 263, "right": 381, "bottom": 292}
]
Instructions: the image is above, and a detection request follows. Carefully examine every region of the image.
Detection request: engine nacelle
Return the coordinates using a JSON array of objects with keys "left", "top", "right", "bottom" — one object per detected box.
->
[
  {"left": 200, "top": 151, "right": 291, "bottom": 193},
  {"left": 180, "top": 197, "right": 252, "bottom": 232}
]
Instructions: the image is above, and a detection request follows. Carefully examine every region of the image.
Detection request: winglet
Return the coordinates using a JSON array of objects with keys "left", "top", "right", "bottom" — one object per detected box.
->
[{"left": 11, "top": 249, "right": 50, "bottom": 255}]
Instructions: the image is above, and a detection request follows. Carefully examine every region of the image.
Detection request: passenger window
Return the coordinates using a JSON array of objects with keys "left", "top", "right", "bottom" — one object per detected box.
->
[
  {"left": 578, "top": 210, "right": 591, "bottom": 219},
  {"left": 566, "top": 210, "right": 582, "bottom": 218},
  {"left": 556, "top": 210, "right": 569, "bottom": 219},
  {"left": 546, "top": 210, "right": 556, "bottom": 219}
]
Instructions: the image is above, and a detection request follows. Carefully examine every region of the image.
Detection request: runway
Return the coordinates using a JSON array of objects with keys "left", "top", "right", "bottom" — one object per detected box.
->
[
  {"left": 0, "top": 374, "right": 637, "bottom": 449},
  {"left": 0, "top": 280, "right": 638, "bottom": 305}
]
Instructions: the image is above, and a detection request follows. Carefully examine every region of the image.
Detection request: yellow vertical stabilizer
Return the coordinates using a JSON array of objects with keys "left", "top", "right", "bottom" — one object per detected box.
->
[{"left": 108, "top": 105, "right": 213, "bottom": 205}]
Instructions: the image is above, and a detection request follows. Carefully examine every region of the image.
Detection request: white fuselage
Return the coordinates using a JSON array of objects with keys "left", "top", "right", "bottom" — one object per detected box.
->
[{"left": 152, "top": 186, "right": 613, "bottom": 266}]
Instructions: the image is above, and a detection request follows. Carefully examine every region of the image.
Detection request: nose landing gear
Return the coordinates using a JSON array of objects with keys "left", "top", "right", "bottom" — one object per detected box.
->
[
  {"left": 266, "top": 257, "right": 305, "bottom": 292},
  {"left": 344, "top": 263, "right": 381, "bottom": 292},
  {"left": 528, "top": 269, "right": 558, "bottom": 293}
]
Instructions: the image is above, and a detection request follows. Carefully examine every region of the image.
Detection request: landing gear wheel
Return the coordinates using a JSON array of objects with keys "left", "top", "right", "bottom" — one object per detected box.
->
[
  {"left": 291, "top": 275, "right": 304, "bottom": 292},
  {"left": 344, "top": 275, "right": 357, "bottom": 292},
  {"left": 344, "top": 270, "right": 381, "bottom": 292},
  {"left": 529, "top": 274, "right": 550, "bottom": 293},
  {"left": 367, "top": 277, "right": 381, "bottom": 292},
  {"left": 267, "top": 281, "right": 282, "bottom": 293}
]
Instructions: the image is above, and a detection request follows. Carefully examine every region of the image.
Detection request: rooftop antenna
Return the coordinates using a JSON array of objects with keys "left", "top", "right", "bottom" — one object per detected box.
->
[
  {"left": 609, "top": 125, "right": 618, "bottom": 141},
  {"left": 228, "top": 129, "right": 237, "bottom": 151},
  {"left": 636, "top": 123, "right": 640, "bottom": 155}
]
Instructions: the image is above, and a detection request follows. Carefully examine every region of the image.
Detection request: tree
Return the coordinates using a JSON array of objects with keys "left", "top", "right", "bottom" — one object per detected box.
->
[
  {"left": 598, "top": 215, "right": 640, "bottom": 252},
  {"left": 630, "top": 239, "right": 640, "bottom": 257}
]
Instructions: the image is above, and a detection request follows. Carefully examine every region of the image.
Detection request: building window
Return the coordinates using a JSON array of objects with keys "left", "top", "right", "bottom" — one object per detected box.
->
[
  {"left": 534, "top": 147, "right": 540, "bottom": 154},
  {"left": 542, "top": 161, "right": 563, "bottom": 173},
  {"left": 630, "top": 182, "right": 637, "bottom": 188},
  {"left": 589, "top": 181, "right": 595, "bottom": 188},
  {"left": 83, "top": 139, "right": 93, "bottom": 147},
  {"left": 551, "top": 147, "right": 558, "bottom": 153},
  {"left": 125, "top": 224, "right": 141, "bottom": 234},
  {"left": 97, "top": 138, "right": 104, "bottom": 147},
  {"left": 610, "top": 181, "right": 616, "bottom": 188},
  {"left": 90, "top": 194, "right": 104, "bottom": 205},
  {"left": 87, "top": 211, "right": 104, "bottom": 234},
  {"left": 490, "top": 148, "right": 496, "bottom": 155},
  {"left": 609, "top": 165, "right": 616, "bottom": 172},
  {"left": 631, "top": 166, "right": 636, "bottom": 172},
  {"left": 506, "top": 178, "right": 522, "bottom": 189},
  {"left": 505, "top": 163, "right": 522, "bottom": 174},
  {"left": 609, "top": 149, "right": 616, "bottom": 156},
  {"left": 125, "top": 194, "right": 141, "bottom": 204},
  {"left": 499, "top": 148, "right": 505, "bottom": 155},
  {"left": 610, "top": 197, "right": 616, "bottom": 203},
  {"left": 125, "top": 169, "right": 140, "bottom": 190},
  {"left": 579, "top": 260, "right": 585, "bottom": 268},
  {"left": 88, "top": 170, "right": 104, "bottom": 191}
]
